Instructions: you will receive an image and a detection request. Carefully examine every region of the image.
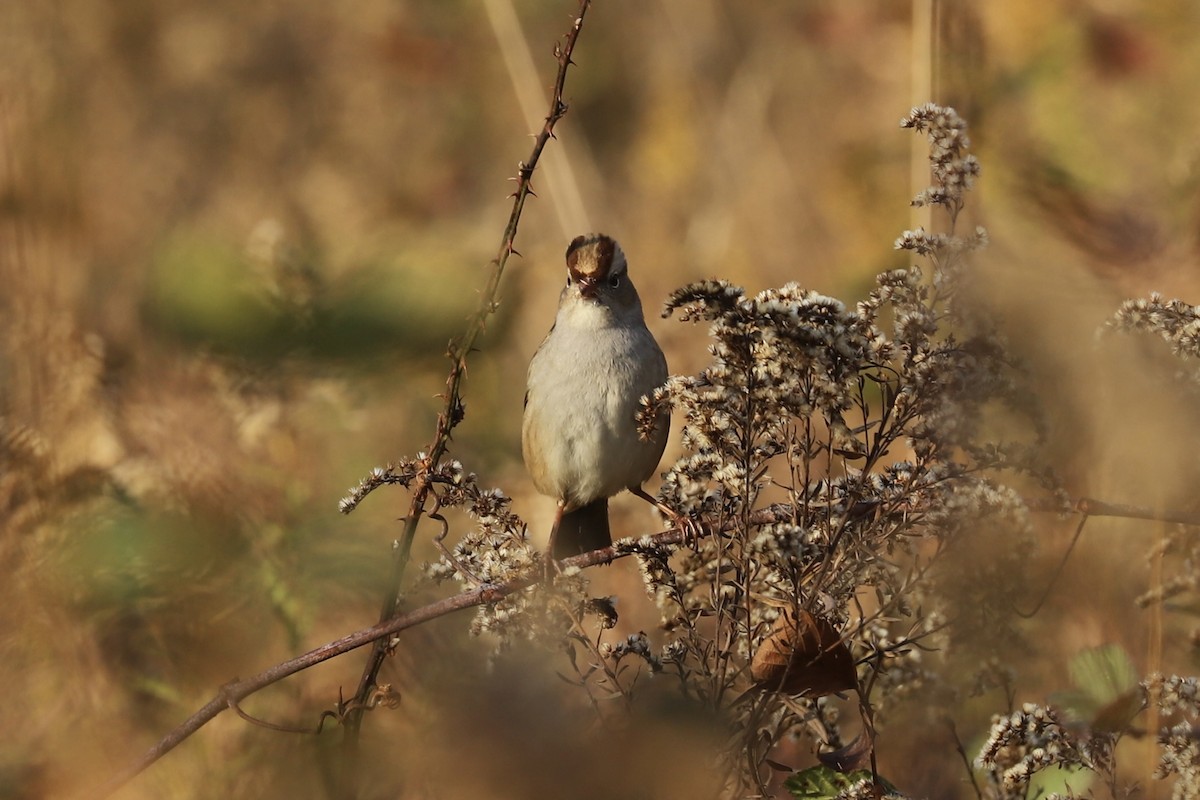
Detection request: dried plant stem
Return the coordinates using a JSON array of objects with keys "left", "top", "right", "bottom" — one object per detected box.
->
[
  {"left": 946, "top": 718, "right": 985, "bottom": 800},
  {"left": 909, "top": 0, "right": 935, "bottom": 235},
  {"left": 1147, "top": 521, "right": 1165, "bottom": 794},
  {"left": 342, "top": 0, "right": 593, "bottom": 744},
  {"left": 92, "top": 507, "right": 799, "bottom": 794},
  {"left": 1017, "top": 495, "right": 1200, "bottom": 622}
]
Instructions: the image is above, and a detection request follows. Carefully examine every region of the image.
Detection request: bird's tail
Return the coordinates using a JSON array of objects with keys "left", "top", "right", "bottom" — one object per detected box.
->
[{"left": 550, "top": 499, "right": 611, "bottom": 560}]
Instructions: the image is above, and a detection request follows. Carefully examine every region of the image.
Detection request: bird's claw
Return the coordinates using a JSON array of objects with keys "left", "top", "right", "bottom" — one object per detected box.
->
[
  {"left": 669, "top": 511, "right": 705, "bottom": 550},
  {"left": 629, "top": 486, "right": 704, "bottom": 549}
]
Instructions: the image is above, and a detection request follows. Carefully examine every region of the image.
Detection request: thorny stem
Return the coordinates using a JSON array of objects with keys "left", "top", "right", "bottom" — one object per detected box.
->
[{"left": 342, "top": 0, "right": 593, "bottom": 746}]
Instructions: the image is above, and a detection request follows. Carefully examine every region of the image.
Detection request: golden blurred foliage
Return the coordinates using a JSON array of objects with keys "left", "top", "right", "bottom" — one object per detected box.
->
[{"left": 4, "top": 0, "right": 1200, "bottom": 797}]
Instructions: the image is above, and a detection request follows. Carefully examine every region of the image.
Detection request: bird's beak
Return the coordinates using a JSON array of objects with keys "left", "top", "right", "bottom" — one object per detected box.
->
[{"left": 576, "top": 276, "right": 600, "bottom": 299}]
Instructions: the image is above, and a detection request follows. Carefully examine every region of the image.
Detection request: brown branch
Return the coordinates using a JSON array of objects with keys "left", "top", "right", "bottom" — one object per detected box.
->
[
  {"left": 1026, "top": 495, "right": 1200, "bottom": 527},
  {"left": 343, "top": 0, "right": 594, "bottom": 744},
  {"left": 89, "top": 516, "right": 742, "bottom": 800},
  {"left": 88, "top": 580, "right": 519, "bottom": 800},
  {"left": 1012, "top": 493, "right": 1200, "bottom": 619},
  {"left": 1015, "top": 510, "right": 1090, "bottom": 618}
]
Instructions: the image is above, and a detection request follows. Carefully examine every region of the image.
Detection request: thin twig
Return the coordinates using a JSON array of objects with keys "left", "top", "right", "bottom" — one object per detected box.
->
[
  {"left": 1014, "top": 511, "right": 1089, "bottom": 618},
  {"left": 342, "top": 0, "right": 594, "bottom": 744},
  {"left": 1015, "top": 494, "right": 1200, "bottom": 619},
  {"left": 228, "top": 696, "right": 317, "bottom": 734},
  {"left": 945, "top": 717, "right": 985, "bottom": 800}
]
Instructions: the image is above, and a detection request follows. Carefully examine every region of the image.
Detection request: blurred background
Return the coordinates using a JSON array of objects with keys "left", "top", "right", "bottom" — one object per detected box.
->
[{"left": 4, "top": 0, "right": 1200, "bottom": 797}]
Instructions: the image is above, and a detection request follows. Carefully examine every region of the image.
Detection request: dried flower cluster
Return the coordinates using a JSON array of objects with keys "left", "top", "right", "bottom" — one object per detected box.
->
[
  {"left": 1112, "top": 293, "right": 1200, "bottom": 362},
  {"left": 604, "top": 104, "right": 1049, "bottom": 791},
  {"left": 1136, "top": 524, "right": 1200, "bottom": 609},
  {"left": 1147, "top": 674, "right": 1200, "bottom": 797},
  {"left": 900, "top": 102, "right": 981, "bottom": 223},
  {"left": 338, "top": 459, "right": 420, "bottom": 514},
  {"left": 966, "top": 669, "right": 1200, "bottom": 799},
  {"left": 975, "top": 703, "right": 1083, "bottom": 793},
  {"left": 1108, "top": 297, "right": 1200, "bottom": 798},
  {"left": 350, "top": 105, "right": 1092, "bottom": 795},
  {"left": 339, "top": 457, "right": 547, "bottom": 639}
]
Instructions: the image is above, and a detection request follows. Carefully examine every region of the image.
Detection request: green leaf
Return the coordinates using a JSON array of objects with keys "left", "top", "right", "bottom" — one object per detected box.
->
[
  {"left": 1029, "top": 764, "right": 1093, "bottom": 797},
  {"left": 1052, "top": 644, "right": 1145, "bottom": 731},
  {"left": 784, "top": 766, "right": 896, "bottom": 799},
  {"left": 1069, "top": 644, "right": 1138, "bottom": 705}
]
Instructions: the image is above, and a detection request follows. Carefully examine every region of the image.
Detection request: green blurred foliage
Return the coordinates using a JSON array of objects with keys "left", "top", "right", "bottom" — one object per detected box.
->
[
  {"left": 785, "top": 767, "right": 897, "bottom": 798},
  {"left": 144, "top": 232, "right": 492, "bottom": 360}
]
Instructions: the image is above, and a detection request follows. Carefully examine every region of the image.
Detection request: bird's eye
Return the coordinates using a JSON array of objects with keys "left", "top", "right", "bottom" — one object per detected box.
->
[{"left": 608, "top": 275, "right": 621, "bottom": 289}]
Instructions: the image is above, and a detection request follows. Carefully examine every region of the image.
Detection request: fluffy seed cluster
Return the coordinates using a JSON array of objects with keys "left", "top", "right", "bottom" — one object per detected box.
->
[
  {"left": 1145, "top": 673, "right": 1200, "bottom": 797},
  {"left": 403, "top": 463, "right": 546, "bottom": 637},
  {"left": 1149, "top": 674, "right": 1200, "bottom": 717},
  {"left": 1112, "top": 292, "right": 1200, "bottom": 796},
  {"left": 1111, "top": 293, "right": 1200, "bottom": 362},
  {"left": 338, "top": 458, "right": 420, "bottom": 513},
  {"left": 975, "top": 704, "right": 1081, "bottom": 791},
  {"left": 900, "top": 103, "right": 980, "bottom": 222},
  {"left": 1110, "top": 293, "right": 1200, "bottom": 405},
  {"left": 1155, "top": 723, "right": 1200, "bottom": 796},
  {"left": 616, "top": 105, "right": 1058, "bottom": 790}
]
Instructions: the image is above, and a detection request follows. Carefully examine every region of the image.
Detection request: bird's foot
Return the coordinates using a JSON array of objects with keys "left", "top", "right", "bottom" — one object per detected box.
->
[{"left": 630, "top": 486, "right": 705, "bottom": 549}]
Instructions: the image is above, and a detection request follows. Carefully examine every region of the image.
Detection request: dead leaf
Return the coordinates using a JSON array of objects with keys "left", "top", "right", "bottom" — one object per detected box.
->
[{"left": 750, "top": 608, "right": 856, "bottom": 697}]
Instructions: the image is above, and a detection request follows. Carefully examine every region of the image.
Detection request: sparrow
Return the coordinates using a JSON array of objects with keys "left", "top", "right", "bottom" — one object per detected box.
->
[{"left": 522, "top": 233, "right": 669, "bottom": 562}]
